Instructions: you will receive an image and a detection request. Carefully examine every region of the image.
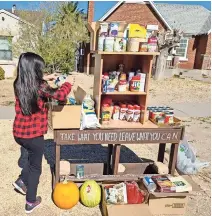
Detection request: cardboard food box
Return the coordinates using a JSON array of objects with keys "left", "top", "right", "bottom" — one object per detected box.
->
[
  {"left": 148, "top": 175, "right": 201, "bottom": 216},
  {"left": 100, "top": 175, "right": 201, "bottom": 216},
  {"left": 51, "top": 86, "right": 86, "bottom": 129},
  {"left": 149, "top": 195, "right": 188, "bottom": 215},
  {"left": 51, "top": 105, "right": 82, "bottom": 129},
  {"left": 60, "top": 161, "right": 104, "bottom": 177},
  {"left": 101, "top": 180, "right": 152, "bottom": 216}
]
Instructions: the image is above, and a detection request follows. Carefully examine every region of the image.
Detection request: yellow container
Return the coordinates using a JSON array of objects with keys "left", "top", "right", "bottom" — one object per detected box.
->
[{"left": 129, "top": 24, "right": 147, "bottom": 38}]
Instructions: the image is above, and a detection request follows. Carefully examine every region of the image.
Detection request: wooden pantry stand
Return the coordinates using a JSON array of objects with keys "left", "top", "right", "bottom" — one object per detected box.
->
[
  {"left": 53, "top": 127, "right": 184, "bottom": 187},
  {"left": 52, "top": 51, "right": 185, "bottom": 187},
  {"left": 92, "top": 51, "right": 159, "bottom": 126}
]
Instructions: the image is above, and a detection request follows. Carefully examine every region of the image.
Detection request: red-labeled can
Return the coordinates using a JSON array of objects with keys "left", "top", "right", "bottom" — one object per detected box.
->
[
  {"left": 152, "top": 110, "right": 161, "bottom": 120},
  {"left": 164, "top": 111, "right": 174, "bottom": 124}
]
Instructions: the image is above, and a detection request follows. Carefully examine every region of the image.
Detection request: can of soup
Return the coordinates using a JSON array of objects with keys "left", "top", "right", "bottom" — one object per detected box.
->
[
  {"left": 164, "top": 111, "right": 174, "bottom": 124},
  {"left": 156, "top": 116, "right": 165, "bottom": 125}
]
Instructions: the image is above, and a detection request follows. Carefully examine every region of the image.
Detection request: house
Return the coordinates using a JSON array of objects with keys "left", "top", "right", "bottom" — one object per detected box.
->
[
  {"left": 0, "top": 5, "right": 42, "bottom": 77},
  {"left": 86, "top": 1, "right": 211, "bottom": 73}
]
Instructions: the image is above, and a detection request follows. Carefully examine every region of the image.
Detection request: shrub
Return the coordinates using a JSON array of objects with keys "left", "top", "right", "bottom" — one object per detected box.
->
[{"left": 0, "top": 67, "right": 5, "bottom": 80}]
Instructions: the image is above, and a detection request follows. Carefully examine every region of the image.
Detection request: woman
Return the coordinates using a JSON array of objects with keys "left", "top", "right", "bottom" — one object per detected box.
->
[{"left": 12, "top": 52, "right": 72, "bottom": 213}]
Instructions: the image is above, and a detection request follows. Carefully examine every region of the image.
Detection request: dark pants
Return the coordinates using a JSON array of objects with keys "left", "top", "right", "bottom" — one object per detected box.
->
[{"left": 14, "top": 136, "right": 44, "bottom": 203}]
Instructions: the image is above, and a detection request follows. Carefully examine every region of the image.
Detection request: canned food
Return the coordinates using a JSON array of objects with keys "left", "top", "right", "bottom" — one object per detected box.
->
[
  {"left": 152, "top": 110, "right": 161, "bottom": 120},
  {"left": 168, "top": 112, "right": 174, "bottom": 124},
  {"left": 146, "top": 107, "right": 150, "bottom": 120},
  {"left": 76, "top": 165, "right": 84, "bottom": 179},
  {"left": 156, "top": 116, "right": 165, "bottom": 125},
  {"left": 165, "top": 107, "right": 174, "bottom": 112},
  {"left": 165, "top": 112, "right": 174, "bottom": 124},
  {"left": 149, "top": 109, "right": 156, "bottom": 119}
]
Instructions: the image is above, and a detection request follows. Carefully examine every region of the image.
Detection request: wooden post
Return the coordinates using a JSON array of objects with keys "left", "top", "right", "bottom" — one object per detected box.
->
[
  {"left": 107, "top": 144, "right": 113, "bottom": 174},
  {"left": 112, "top": 144, "right": 121, "bottom": 175},
  {"left": 157, "top": 143, "right": 166, "bottom": 163},
  {"left": 86, "top": 53, "right": 90, "bottom": 75},
  {"left": 54, "top": 144, "right": 61, "bottom": 188},
  {"left": 169, "top": 143, "right": 179, "bottom": 175}
]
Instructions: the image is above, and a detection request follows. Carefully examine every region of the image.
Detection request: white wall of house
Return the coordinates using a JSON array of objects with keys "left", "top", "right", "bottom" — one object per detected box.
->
[
  {"left": 0, "top": 10, "right": 20, "bottom": 36},
  {"left": 0, "top": 10, "right": 20, "bottom": 78}
]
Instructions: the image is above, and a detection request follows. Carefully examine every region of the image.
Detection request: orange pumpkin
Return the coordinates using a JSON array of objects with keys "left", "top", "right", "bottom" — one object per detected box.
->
[{"left": 53, "top": 179, "right": 79, "bottom": 209}]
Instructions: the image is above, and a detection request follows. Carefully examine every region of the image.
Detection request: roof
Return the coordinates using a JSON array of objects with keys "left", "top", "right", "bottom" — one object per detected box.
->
[
  {"left": 99, "top": 1, "right": 172, "bottom": 30},
  {"left": 99, "top": 1, "right": 211, "bottom": 35},
  {"left": 4, "top": 9, "right": 44, "bottom": 24},
  {"left": 0, "top": 9, "right": 21, "bottom": 21},
  {"left": 154, "top": 3, "right": 211, "bottom": 35}
]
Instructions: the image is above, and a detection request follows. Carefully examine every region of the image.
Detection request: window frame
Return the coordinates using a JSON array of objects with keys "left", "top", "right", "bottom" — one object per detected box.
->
[
  {"left": 176, "top": 37, "right": 189, "bottom": 61},
  {"left": 0, "top": 36, "right": 13, "bottom": 61}
]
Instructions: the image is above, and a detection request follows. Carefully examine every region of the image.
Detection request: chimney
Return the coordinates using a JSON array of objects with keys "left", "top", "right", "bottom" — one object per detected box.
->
[
  {"left": 12, "top": 4, "right": 16, "bottom": 14},
  {"left": 87, "top": 1, "right": 94, "bottom": 24}
]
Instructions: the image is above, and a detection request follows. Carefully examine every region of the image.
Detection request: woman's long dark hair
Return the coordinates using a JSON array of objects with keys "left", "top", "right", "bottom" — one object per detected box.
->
[{"left": 14, "top": 52, "right": 46, "bottom": 116}]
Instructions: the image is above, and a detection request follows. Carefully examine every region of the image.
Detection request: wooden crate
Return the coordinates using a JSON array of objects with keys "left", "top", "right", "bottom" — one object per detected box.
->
[{"left": 150, "top": 117, "right": 181, "bottom": 127}]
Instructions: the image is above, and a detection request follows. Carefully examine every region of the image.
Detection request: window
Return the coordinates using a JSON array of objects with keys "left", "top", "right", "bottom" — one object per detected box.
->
[
  {"left": 0, "top": 37, "right": 12, "bottom": 61},
  {"left": 176, "top": 38, "right": 189, "bottom": 60}
]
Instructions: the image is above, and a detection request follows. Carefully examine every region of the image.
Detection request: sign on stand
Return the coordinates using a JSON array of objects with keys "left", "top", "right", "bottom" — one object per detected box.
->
[{"left": 55, "top": 128, "right": 182, "bottom": 145}]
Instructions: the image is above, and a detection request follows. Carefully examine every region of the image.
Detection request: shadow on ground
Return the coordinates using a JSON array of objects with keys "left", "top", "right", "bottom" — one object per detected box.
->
[{"left": 18, "top": 139, "right": 153, "bottom": 169}]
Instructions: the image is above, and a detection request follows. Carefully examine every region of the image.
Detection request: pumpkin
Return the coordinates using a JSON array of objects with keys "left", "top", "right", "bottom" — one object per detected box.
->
[
  {"left": 80, "top": 180, "right": 101, "bottom": 207},
  {"left": 53, "top": 179, "right": 79, "bottom": 209}
]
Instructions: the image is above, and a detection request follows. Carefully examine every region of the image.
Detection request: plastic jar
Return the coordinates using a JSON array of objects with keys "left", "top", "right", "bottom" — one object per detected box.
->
[
  {"left": 119, "top": 103, "right": 128, "bottom": 120},
  {"left": 133, "top": 105, "right": 141, "bottom": 122},
  {"left": 130, "top": 76, "right": 141, "bottom": 92},
  {"left": 113, "top": 105, "right": 120, "bottom": 120},
  {"left": 126, "top": 105, "right": 134, "bottom": 122}
]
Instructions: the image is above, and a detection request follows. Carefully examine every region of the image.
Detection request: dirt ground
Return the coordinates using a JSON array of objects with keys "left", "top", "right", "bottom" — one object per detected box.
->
[
  {"left": 0, "top": 73, "right": 210, "bottom": 216},
  {"left": 0, "top": 73, "right": 210, "bottom": 106}
]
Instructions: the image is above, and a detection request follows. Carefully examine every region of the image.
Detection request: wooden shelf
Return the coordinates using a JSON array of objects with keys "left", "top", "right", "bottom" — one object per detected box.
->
[
  {"left": 91, "top": 51, "right": 160, "bottom": 56},
  {"left": 101, "top": 119, "right": 158, "bottom": 129},
  {"left": 102, "top": 91, "right": 147, "bottom": 95}
]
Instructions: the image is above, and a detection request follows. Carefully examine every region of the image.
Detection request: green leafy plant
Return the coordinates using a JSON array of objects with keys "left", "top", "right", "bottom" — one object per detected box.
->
[
  {"left": 0, "top": 67, "right": 5, "bottom": 80},
  {"left": 13, "top": 2, "right": 89, "bottom": 74}
]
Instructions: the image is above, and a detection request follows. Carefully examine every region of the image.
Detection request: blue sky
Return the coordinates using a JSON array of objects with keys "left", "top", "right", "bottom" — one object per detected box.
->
[{"left": 0, "top": 1, "right": 211, "bottom": 20}]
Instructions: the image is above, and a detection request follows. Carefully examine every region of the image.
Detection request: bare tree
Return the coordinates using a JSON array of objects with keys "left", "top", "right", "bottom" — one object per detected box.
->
[{"left": 154, "top": 29, "right": 183, "bottom": 80}]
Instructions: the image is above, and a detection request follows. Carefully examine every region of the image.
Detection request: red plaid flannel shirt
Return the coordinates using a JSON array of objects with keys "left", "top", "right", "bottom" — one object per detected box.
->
[{"left": 13, "top": 82, "right": 72, "bottom": 138}]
